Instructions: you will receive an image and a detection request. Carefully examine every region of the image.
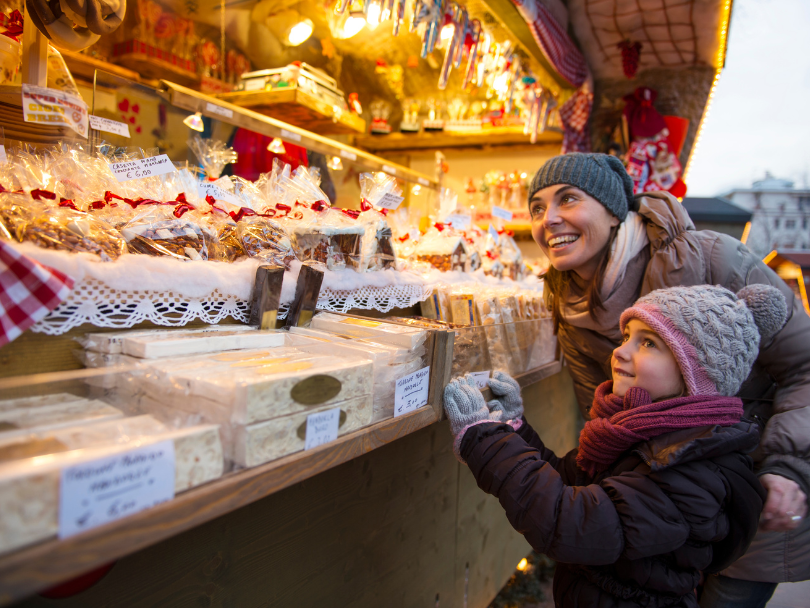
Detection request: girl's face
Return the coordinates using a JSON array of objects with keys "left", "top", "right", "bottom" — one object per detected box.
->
[
  {"left": 612, "top": 319, "right": 685, "bottom": 401},
  {"left": 529, "top": 185, "right": 620, "bottom": 280}
]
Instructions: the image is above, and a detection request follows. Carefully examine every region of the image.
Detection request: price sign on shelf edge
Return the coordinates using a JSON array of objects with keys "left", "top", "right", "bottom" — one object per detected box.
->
[
  {"left": 304, "top": 407, "right": 341, "bottom": 450},
  {"left": 58, "top": 440, "right": 175, "bottom": 539},
  {"left": 110, "top": 155, "right": 176, "bottom": 183},
  {"left": 394, "top": 366, "right": 430, "bottom": 417}
]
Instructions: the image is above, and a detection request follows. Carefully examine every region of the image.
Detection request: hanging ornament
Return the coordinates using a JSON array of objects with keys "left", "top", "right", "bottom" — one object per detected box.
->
[{"left": 617, "top": 40, "right": 642, "bottom": 79}]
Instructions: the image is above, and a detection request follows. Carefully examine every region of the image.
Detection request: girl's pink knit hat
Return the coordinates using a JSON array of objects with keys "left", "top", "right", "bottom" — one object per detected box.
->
[{"left": 619, "top": 284, "right": 788, "bottom": 397}]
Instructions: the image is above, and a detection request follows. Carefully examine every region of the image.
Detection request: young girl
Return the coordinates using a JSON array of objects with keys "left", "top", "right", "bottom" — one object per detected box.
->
[{"left": 444, "top": 284, "right": 788, "bottom": 608}]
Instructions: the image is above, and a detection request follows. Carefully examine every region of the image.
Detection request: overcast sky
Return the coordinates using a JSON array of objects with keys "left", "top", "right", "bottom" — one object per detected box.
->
[{"left": 686, "top": 0, "right": 810, "bottom": 196}]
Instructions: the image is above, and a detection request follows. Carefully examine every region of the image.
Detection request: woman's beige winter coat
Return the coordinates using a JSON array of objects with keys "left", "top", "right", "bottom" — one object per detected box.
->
[{"left": 552, "top": 191, "right": 810, "bottom": 583}]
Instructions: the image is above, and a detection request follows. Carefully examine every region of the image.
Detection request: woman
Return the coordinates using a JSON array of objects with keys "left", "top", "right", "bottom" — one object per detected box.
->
[{"left": 528, "top": 153, "right": 810, "bottom": 607}]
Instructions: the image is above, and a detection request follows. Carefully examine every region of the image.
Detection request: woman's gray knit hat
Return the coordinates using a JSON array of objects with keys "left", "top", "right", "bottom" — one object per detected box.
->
[
  {"left": 528, "top": 153, "right": 634, "bottom": 221},
  {"left": 620, "top": 284, "right": 789, "bottom": 397}
]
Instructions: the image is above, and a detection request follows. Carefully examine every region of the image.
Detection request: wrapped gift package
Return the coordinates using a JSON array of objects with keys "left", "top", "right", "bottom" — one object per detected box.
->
[
  {"left": 310, "top": 313, "right": 427, "bottom": 350},
  {"left": 0, "top": 399, "right": 124, "bottom": 439}
]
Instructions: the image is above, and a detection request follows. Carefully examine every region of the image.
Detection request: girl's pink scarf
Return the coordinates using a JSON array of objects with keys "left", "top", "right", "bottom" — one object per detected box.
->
[{"left": 576, "top": 381, "right": 744, "bottom": 477}]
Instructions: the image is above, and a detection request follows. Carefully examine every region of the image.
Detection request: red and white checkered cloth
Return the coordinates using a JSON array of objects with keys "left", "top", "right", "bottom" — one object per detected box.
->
[
  {"left": 510, "top": 0, "right": 588, "bottom": 88},
  {"left": 558, "top": 88, "right": 594, "bottom": 153},
  {"left": 0, "top": 241, "right": 74, "bottom": 347}
]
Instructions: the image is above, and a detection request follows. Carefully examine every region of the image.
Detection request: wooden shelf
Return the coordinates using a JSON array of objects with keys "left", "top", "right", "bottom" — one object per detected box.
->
[
  {"left": 0, "top": 406, "right": 439, "bottom": 605},
  {"left": 216, "top": 88, "right": 366, "bottom": 136},
  {"left": 160, "top": 81, "right": 437, "bottom": 187},
  {"left": 353, "top": 127, "right": 563, "bottom": 153},
  {"left": 59, "top": 52, "right": 155, "bottom": 88},
  {"left": 113, "top": 51, "right": 198, "bottom": 88}
]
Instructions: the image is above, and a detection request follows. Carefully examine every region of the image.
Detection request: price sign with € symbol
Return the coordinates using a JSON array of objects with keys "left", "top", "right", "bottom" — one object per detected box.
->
[{"left": 394, "top": 366, "right": 430, "bottom": 417}]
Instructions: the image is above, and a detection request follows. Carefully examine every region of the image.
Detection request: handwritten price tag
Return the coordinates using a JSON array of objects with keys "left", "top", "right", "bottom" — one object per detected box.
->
[
  {"left": 110, "top": 155, "right": 176, "bottom": 182},
  {"left": 446, "top": 214, "right": 471, "bottom": 230},
  {"left": 305, "top": 407, "right": 341, "bottom": 450},
  {"left": 58, "top": 440, "right": 175, "bottom": 538},
  {"left": 382, "top": 165, "right": 397, "bottom": 175},
  {"left": 22, "top": 84, "right": 88, "bottom": 138},
  {"left": 89, "top": 115, "right": 130, "bottom": 138},
  {"left": 469, "top": 371, "right": 491, "bottom": 389},
  {"left": 198, "top": 182, "right": 243, "bottom": 207},
  {"left": 488, "top": 224, "right": 499, "bottom": 243},
  {"left": 491, "top": 205, "right": 513, "bottom": 221},
  {"left": 395, "top": 366, "right": 430, "bottom": 417},
  {"left": 375, "top": 192, "right": 404, "bottom": 210},
  {"left": 340, "top": 149, "right": 357, "bottom": 161}
]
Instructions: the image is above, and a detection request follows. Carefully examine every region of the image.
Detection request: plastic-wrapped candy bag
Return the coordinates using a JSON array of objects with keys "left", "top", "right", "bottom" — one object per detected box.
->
[
  {"left": 234, "top": 214, "right": 295, "bottom": 267},
  {"left": 188, "top": 135, "right": 238, "bottom": 180},
  {"left": 121, "top": 203, "right": 216, "bottom": 261}
]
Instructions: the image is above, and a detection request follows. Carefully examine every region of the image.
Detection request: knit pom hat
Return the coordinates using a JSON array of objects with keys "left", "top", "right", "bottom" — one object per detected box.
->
[
  {"left": 619, "top": 284, "right": 788, "bottom": 397},
  {"left": 528, "top": 153, "right": 634, "bottom": 221}
]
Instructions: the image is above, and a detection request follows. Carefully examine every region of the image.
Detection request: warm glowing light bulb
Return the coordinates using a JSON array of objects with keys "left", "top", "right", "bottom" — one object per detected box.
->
[
  {"left": 411, "top": 184, "right": 422, "bottom": 195},
  {"left": 440, "top": 24, "right": 454, "bottom": 40},
  {"left": 267, "top": 138, "right": 286, "bottom": 154},
  {"left": 366, "top": 2, "right": 381, "bottom": 29},
  {"left": 517, "top": 558, "right": 528, "bottom": 572},
  {"left": 183, "top": 112, "right": 204, "bottom": 132},
  {"left": 287, "top": 19, "right": 313, "bottom": 46},
  {"left": 328, "top": 156, "right": 343, "bottom": 171},
  {"left": 342, "top": 15, "right": 366, "bottom": 38}
]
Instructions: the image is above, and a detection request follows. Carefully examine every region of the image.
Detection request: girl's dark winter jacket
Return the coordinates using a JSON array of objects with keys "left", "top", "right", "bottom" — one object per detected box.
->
[{"left": 460, "top": 417, "right": 766, "bottom": 608}]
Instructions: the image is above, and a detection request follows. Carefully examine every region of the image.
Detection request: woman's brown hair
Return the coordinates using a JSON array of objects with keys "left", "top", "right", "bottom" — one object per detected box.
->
[{"left": 543, "top": 224, "right": 620, "bottom": 333}]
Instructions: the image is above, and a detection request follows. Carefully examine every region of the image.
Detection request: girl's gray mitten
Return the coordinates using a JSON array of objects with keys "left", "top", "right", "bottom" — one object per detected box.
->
[
  {"left": 487, "top": 370, "right": 523, "bottom": 420},
  {"left": 443, "top": 375, "right": 492, "bottom": 436}
]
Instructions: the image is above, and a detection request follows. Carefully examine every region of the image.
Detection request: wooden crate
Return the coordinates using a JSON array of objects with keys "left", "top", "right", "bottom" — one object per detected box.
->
[{"left": 216, "top": 88, "right": 366, "bottom": 136}]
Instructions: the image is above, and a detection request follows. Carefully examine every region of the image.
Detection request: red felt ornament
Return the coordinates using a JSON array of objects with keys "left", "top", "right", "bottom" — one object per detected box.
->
[{"left": 617, "top": 40, "right": 642, "bottom": 79}]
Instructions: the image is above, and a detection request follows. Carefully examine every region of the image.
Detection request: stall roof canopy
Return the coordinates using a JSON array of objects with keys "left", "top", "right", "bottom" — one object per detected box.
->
[
  {"left": 682, "top": 197, "right": 751, "bottom": 224},
  {"left": 565, "top": 0, "right": 732, "bottom": 79}
]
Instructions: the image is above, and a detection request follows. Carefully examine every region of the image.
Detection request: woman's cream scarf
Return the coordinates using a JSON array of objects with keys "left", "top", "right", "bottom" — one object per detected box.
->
[{"left": 560, "top": 211, "right": 650, "bottom": 340}]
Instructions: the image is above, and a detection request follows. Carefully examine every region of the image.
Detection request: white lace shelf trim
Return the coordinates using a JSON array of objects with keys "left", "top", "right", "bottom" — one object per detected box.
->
[{"left": 30, "top": 278, "right": 436, "bottom": 335}]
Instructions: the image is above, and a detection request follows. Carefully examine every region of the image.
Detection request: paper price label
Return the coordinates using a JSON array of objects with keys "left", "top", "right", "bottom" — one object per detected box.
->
[
  {"left": 375, "top": 192, "right": 404, "bottom": 210},
  {"left": 305, "top": 407, "right": 341, "bottom": 450},
  {"left": 395, "top": 366, "right": 430, "bottom": 417},
  {"left": 198, "top": 182, "right": 243, "bottom": 207},
  {"left": 59, "top": 440, "right": 175, "bottom": 538},
  {"left": 491, "top": 205, "right": 513, "bottom": 221},
  {"left": 488, "top": 224, "right": 500, "bottom": 243},
  {"left": 340, "top": 150, "right": 357, "bottom": 161},
  {"left": 89, "top": 115, "right": 130, "bottom": 137},
  {"left": 244, "top": 78, "right": 265, "bottom": 91},
  {"left": 205, "top": 102, "right": 233, "bottom": 119},
  {"left": 0, "top": 145, "right": 7, "bottom": 164},
  {"left": 382, "top": 165, "right": 397, "bottom": 175},
  {"left": 469, "top": 371, "right": 491, "bottom": 390},
  {"left": 281, "top": 129, "right": 302, "bottom": 142},
  {"left": 417, "top": 177, "right": 429, "bottom": 186},
  {"left": 446, "top": 214, "right": 471, "bottom": 230},
  {"left": 22, "top": 84, "right": 88, "bottom": 138},
  {"left": 110, "top": 155, "right": 176, "bottom": 182}
]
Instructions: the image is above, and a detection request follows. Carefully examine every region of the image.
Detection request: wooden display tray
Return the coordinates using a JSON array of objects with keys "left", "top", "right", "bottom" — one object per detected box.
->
[
  {"left": 353, "top": 126, "right": 563, "bottom": 153},
  {"left": 216, "top": 88, "right": 366, "bottom": 136},
  {"left": 0, "top": 356, "right": 562, "bottom": 605}
]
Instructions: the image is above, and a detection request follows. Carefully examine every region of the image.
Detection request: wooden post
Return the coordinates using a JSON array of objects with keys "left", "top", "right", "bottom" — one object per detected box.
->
[
  {"left": 21, "top": 6, "right": 48, "bottom": 86},
  {"left": 249, "top": 265, "right": 285, "bottom": 329},
  {"left": 284, "top": 264, "right": 324, "bottom": 328}
]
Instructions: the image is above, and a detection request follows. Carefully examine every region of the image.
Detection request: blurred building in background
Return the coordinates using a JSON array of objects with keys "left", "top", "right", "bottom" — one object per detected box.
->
[{"left": 723, "top": 174, "right": 810, "bottom": 258}]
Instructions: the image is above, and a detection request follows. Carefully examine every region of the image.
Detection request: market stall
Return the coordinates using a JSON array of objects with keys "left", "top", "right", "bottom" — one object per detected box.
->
[{"left": 0, "top": 0, "right": 734, "bottom": 605}]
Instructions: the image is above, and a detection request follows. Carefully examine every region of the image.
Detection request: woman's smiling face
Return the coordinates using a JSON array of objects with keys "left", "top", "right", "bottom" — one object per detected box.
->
[{"left": 529, "top": 184, "right": 620, "bottom": 280}]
